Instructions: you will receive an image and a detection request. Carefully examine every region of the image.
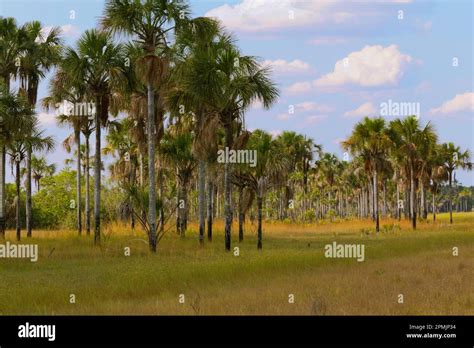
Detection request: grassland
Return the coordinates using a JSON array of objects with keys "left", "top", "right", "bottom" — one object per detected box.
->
[{"left": 0, "top": 212, "right": 472, "bottom": 315}]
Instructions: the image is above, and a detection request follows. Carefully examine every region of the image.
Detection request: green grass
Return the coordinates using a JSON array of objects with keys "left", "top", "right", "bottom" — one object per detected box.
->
[{"left": 0, "top": 212, "right": 473, "bottom": 315}]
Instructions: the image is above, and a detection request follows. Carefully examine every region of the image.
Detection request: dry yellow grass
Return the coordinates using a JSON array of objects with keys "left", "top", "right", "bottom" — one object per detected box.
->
[{"left": 0, "top": 212, "right": 472, "bottom": 315}]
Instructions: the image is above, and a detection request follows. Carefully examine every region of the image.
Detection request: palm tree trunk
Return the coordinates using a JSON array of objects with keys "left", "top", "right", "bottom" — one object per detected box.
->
[
  {"left": 75, "top": 129, "right": 82, "bottom": 236},
  {"left": 382, "top": 181, "right": 386, "bottom": 218},
  {"left": 147, "top": 83, "right": 157, "bottom": 252},
  {"left": 0, "top": 77, "right": 9, "bottom": 239},
  {"left": 129, "top": 158, "right": 136, "bottom": 229},
  {"left": 420, "top": 182, "right": 426, "bottom": 219},
  {"left": 448, "top": 171, "right": 453, "bottom": 224},
  {"left": 238, "top": 186, "right": 244, "bottom": 242},
  {"left": 26, "top": 146, "right": 32, "bottom": 237},
  {"left": 373, "top": 170, "right": 379, "bottom": 233},
  {"left": 85, "top": 134, "right": 91, "bottom": 236},
  {"left": 224, "top": 120, "right": 232, "bottom": 251},
  {"left": 396, "top": 182, "right": 401, "bottom": 221},
  {"left": 257, "top": 194, "right": 263, "bottom": 249},
  {"left": 432, "top": 191, "right": 436, "bottom": 222},
  {"left": 15, "top": 159, "right": 21, "bottom": 241},
  {"left": 410, "top": 163, "right": 416, "bottom": 229},
  {"left": 178, "top": 178, "right": 188, "bottom": 237},
  {"left": 158, "top": 155, "right": 164, "bottom": 233},
  {"left": 94, "top": 97, "right": 101, "bottom": 244},
  {"left": 198, "top": 160, "right": 206, "bottom": 245},
  {"left": 207, "top": 171, "right": 213, "bottom": 241}
]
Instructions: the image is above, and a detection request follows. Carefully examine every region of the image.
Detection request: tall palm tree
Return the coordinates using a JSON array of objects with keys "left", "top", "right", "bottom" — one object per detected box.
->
[
  {"left": 43, "top": 63, "right": 89, "bottom": 236},
  {"left": 0, "top": 17, "right": 28, "bottom": 238},
  {"left": 214, "top": 47, "right": 279, "bottom": 250},
  {"left": 236, "top": 130, "right": 288, "bottom": 249},
  {"left": 61, "top": 29, "right": 126, "bottom": 244},
  {"left": 102, "top": 0, "right": 190, "bottom": 252},
  {"left": 342, "top": 117, "right": 392, "bottom": 232},
  {"left": 389, "top": 116, "right": 437, "bottom": 229},
  {"left": 103, "top": 118, "right": 139, "bottom": 228},
  {"left": 160, "top": 119, "right": 197, "bottom": 236},
  {"left": 19, "top": 21, "right": 61, "bottom": 238},
  {"left": 168, "top": 17, "right": 231, "bottom": 245},
  {"left": 440, "top": 142, "right": 472, "bottom": 223}
]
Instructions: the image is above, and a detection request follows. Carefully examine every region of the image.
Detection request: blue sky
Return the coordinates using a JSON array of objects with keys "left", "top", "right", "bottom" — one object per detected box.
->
[{"left": 1, "top": 0, "right": 473, "bottom": 186}]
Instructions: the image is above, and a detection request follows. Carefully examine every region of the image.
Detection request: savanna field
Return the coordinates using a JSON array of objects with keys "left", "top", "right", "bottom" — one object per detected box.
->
[{"left": 0, "top": 212, "right": 472, "bottom": 315}]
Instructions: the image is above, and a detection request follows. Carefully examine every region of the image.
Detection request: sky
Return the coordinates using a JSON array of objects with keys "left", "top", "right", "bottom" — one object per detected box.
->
[{"left": 1, "top": 0, "right": 473, "bottom": 186}]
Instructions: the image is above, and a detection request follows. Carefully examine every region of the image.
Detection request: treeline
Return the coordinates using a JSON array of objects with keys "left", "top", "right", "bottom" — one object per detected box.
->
[{"left": 0, "top": 0, "right": 472, "bottom": 252}]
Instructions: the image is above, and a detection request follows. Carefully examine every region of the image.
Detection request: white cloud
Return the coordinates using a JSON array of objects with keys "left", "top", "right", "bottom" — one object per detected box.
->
[
  {"left": 41, "top": 24, "right": 81, "bottom": 40},
  {"left": 37, "top": 112, "right": 57, "bottom": 125},
  {"left": 295, "top": 102, "right": 333, "bottom": 113},
  {"left": 205, "top": 0, "right": 413, "bottom": 33},
  {"left": 285, "top": 81, "right": 312, "bottom": 95},
  {"left": 344, "top": 102, "right": 377, "bottom": 117},
  {"left": 261, "top": 59, "right": 313, "bottom": 75},
  {"left": 430, "top": 92, "right": 474, "bottom": 115},
  {"left": 269, "top": 129, "right": 283, "bottom": 137},
  {"left": 315, "top": 45, "right": 413, "bottom": 87},
  {"left": 205, "top": 0, "right": 337, "bottom": 33}
]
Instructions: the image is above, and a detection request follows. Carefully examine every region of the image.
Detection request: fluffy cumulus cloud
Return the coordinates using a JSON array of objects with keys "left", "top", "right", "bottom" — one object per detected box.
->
[
  {"left": 205, "top": 0, "right": 413, "bottom": 33},
  {"left": 284, "top": 45, "right": 414, "bottom": 95},
  {"left": 315, "top": 45, "right": 413, "bottom": 87},
  {"left": 344, "top": 102, "right": 377, "bottom": 117},
  {"left": 261, "top": 59, "right": 313, "bottom": 75},
  {"left": 429, "top": 92, "right": 474, "bottom": 115},
  {"left": 205, "top": 0, "right": 337, "bottom": 33}
]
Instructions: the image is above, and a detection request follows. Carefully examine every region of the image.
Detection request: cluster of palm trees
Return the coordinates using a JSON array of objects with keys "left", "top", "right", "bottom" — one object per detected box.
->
[
  {"left": 1, "top": 0, "right": 472, "bottom": 252},
  {"left": 0, "top": 17, "right": 59, "bottom": 240}
]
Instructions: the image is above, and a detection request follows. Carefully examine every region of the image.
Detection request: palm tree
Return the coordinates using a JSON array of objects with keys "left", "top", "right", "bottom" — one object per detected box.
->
[
  {"left": 102, "top": 0, "right": 190, "bottom": 252},
  {"left": 30, "top": 155, "right": 56, "bottom": 191},
  {"left": 7, "top": 117, "right": 54, "bottom": 241},
  {"left": 18, "top": 21, "right": 62, "bottom": 237},
  {"left": 236, "top": 130, "right": 288, "bottom": 249},
  {"left": 389, "top": 116, "right": 437, "bottom": 229},
  {"left": 103, "top": 118, "right": 139, "bottom": 228},
  {"left": 160, "top": 119, "right": 197, "bottom": 236},
  {"left": 61, "top": 29, "right": 126, "bottom": 244},
  {"left": 342, "top": 117, "right": 392, "bottom": 232},
  {"left": 0, "top": 17, "right": 28, "bottom": 238},
  {"left": 43, "top": 64, "right": 89, "bottom": 236},
  {"left": 214, "top": 47, "right": 279, "bottom": 250},
  {"left": 168, "top": 17, "right": 231, "bottom": 245},
  {"left": 440, "top": 142, "right": 472, "bottom": 223}
]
